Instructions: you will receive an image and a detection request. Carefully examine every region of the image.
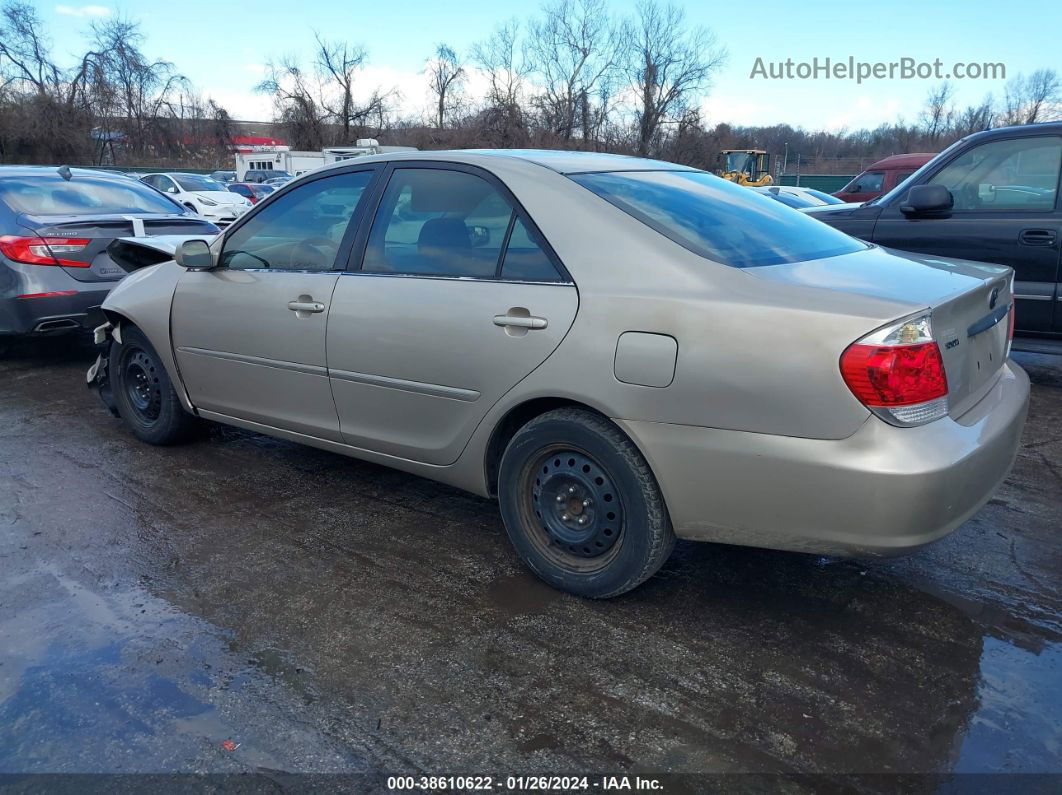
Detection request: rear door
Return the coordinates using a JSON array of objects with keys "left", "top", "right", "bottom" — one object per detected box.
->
[
  {"left": 171, "top": 166, "right": 378, "bottom": 441},
  {"left": 326, "top": 163, "right": 578, "bottom": 465},
  {"left": 871, "top": 134, "right": 1062, "bottom": 333}
]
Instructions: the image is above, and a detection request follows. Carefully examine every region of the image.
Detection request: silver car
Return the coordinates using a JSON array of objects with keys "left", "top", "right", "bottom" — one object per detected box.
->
[{"left": 87, "top": 150, "right": 1030, "bottom": 598}]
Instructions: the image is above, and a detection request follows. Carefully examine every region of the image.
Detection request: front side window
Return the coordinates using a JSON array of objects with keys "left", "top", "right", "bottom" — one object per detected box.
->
[
  {"left": 572, "top": 170, "right": 866, "bottom": 268},
  {"left": 926, "top": 136, "right": 1061, "bottom": 211},
  {"left": 844, "top": 171, "right": 884, "bottom": 194},
  {"left": 0, "top": 174, "right": 185, "bottom": 215},
  {"left": 363, "top": 168, "right": 512, "bottom": 278},
  {"left": 220, "top": 170, "right": 375, "bottom": 271}
]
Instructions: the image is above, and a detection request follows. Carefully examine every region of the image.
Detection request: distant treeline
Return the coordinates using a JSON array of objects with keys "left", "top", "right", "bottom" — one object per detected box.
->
[{"left": 2, "top": 0, "right": 1058, "bottom": 172}]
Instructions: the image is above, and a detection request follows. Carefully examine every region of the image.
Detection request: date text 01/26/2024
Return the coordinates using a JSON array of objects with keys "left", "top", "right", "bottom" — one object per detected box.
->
[{"left": 386, "top": 775, "right": 664, "bottom": 791}]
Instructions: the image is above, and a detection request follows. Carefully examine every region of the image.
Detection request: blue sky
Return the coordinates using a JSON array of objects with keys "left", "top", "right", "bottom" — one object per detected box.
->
[{"left": 41, "top": 0, "right": 1061, "bottom": 130}]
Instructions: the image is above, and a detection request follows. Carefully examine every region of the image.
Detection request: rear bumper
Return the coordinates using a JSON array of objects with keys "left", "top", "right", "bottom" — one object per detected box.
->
[
  {"left": 0, "top": 286, "right": 113, "bottom": 336},
  {"left": 618, "top": 361, "right": 1030, "bottom": 557}
]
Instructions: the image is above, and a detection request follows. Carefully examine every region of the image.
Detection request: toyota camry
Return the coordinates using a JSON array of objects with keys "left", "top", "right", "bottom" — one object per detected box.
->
[{"left": 87, "top": 150, "right": 1029, "bottom": 598}]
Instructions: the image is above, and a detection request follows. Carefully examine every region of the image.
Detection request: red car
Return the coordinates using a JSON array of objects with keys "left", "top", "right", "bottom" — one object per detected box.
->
[
  {"left": 834, "top": 153, "right": 935, "bottom": 203},
  {"left": 227, "top": 182, "right": 275, "bottom": 204}
]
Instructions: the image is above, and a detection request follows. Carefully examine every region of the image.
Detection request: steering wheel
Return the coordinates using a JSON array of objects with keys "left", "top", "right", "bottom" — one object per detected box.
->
[{"left": 292, "top": 236, "right": 340, "bottom": 270}]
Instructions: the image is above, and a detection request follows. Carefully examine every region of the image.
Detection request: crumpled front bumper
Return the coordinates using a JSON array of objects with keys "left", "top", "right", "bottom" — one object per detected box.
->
[{"left": 86, "top": 322, "right": 118, "bottom": 417}]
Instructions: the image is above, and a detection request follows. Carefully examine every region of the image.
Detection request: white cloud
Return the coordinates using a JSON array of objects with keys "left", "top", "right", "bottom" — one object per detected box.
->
[{"left": 55, "top": 4, "right": 110, "bottom": 17}]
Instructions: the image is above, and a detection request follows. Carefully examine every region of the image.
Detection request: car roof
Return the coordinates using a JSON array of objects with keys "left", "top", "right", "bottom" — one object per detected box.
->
[
  {"left": 865, "top": 153, "right": 937, "bottom": 170},
  {"left": 305, "top": 148, "right": 700, "bottom": 178}
]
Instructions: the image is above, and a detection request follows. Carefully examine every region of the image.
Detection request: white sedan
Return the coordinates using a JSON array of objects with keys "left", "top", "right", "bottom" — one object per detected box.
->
[{"left": 139, "top": 173, "right": 251, "bottom": 228}]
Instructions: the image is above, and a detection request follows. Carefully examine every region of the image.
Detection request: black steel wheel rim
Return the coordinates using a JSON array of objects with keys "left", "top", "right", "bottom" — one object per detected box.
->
[
  {"left": 122, "top": 348, "right": 162, "bottom": 423},
  {"left": 521, "top": 446, "right": 625, "bottom": 569}
]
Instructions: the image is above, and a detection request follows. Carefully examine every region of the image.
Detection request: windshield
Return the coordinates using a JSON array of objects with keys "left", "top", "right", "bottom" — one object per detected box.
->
[
  {"left": 0, "top": 174, "right": 185, "bottom": 215},
  {"left": 571, "top": 170, "right": 867, "bottom": 268},
  {"left": 175, "top": 175, "right": 228, "bottom": 192}
]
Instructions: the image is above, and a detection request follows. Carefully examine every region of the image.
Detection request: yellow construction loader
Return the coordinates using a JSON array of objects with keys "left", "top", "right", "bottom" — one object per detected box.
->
[{"left": 718, "top": 150, "right": 773, "bottom": 186}]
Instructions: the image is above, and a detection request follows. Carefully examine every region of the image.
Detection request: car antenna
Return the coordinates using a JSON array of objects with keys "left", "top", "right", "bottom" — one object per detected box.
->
[{"left": 58, "top": 165, "right": 72, "bottom": 181}]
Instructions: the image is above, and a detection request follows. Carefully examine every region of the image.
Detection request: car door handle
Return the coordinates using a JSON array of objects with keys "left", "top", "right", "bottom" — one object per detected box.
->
[
  {"left": 287, "top": 300, "right": 325, "bottom": 313},
  {"left": 1019, "top": 229, "right": 1056, "bottom": 246},
  {"left": 493, "top": 313, "right": 547, "bottom": 330}
]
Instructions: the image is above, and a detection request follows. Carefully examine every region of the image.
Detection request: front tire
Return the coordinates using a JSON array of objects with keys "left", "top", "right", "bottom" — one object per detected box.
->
[
  {"left": 498, "top": 408, "right": 675, "bottom": 598},
  {"left": 110, "top": 325, "right": 197, "bottom": 445}
]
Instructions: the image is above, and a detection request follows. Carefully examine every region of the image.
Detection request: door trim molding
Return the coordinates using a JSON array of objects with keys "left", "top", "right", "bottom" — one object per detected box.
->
[
  {"left": 176, "top": 346, "right": 328, "bottom": 376},
  {"left": 328, "top": 367, "right": 480, "bottom": 402}
]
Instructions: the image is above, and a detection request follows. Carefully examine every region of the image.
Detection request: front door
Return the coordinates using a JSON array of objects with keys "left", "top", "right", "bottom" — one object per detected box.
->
[
  {"left": 872, "top": 134, "right": 1062, "bottom": 334},
  {"left": 326, "top": 164, "right": 579, "bottom": 465},
  {"left": 171, "top": 167, "right": 378, "bottom": 440}
]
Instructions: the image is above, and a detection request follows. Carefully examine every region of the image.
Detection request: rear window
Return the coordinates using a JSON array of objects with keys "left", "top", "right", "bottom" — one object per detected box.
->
[
  {"left": 0, "top": 174, "right": 184, "bottom": 216},
  {"left": 571, "top": 170, "right": 866, "bottom": 268}
]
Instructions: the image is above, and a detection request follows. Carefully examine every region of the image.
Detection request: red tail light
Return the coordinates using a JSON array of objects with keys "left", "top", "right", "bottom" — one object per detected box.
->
[
  {"left": 0, "top": 235, "right": 91, "bottom": 267},
  {"left": 840, "top": 313, "right": 949, "bottom": 426}
]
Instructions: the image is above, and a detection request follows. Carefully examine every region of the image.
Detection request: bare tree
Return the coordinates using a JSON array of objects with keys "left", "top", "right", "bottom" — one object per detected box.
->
[
  {"left": 1003, "top": 69, "right": 1061, "bottom": 125},
  {"left": 919, "top": 81, "right": 956, "bottom": 142},
  {"left": 259, "top": 36, "right": 393, "bottom": 149},
  {"left": 426, "top": 44, "right": 465, "bottom": 129},
  {"left": 953, "top": 95, "right": 996, "bottom": 136},
  {"left": 627, "top": 0, "right": 726, "bottom": 157},
  {"left": 315, "top": 33, "right": 392, "bottom": 143},
  {"left": 526, "top": 0, "right": 625, "bottom": 142},
  {"left": 472, "top": 19, "right": 528, "bottom": 111}
]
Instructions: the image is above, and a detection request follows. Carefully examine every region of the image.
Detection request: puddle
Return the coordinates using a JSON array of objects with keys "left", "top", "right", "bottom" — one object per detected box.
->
[
  {"left": 956, "top": 638, "right": 1062, "bottom": 772},
  {"left": 0, "top": 566, "right": 370, "bottom": 773}
]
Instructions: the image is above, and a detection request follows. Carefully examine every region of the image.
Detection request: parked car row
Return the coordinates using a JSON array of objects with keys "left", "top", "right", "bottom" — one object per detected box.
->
[
  {"left": 138, "top": 173, "right": 251, "bottom": 228},
  {"left": 84, "top": 148, "right": 1028, "bottom": 598}
]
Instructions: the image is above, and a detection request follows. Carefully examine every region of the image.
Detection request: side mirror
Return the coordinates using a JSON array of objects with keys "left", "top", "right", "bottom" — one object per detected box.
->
[
  {"left": 900, "top": 184, "right": 953, "bottom": 216},
  {"left": 174, "top": 239, "right": 215, "bottom": 270}
]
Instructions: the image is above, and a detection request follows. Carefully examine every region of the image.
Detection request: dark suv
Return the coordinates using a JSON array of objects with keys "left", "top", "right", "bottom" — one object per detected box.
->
[
  {"left": 806, "top": 122, "right": 1062, "bottom": 340},
  {"left": 242, "top": 169, "right": 292, "bottom": 184}
]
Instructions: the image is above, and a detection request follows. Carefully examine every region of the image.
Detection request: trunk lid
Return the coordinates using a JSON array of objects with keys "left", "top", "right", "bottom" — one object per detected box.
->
[
  {"left": 751, "top": 244, "right": 1014, "bottom": 418},
  {"left": 16, "top": 213, "right": 219, "bottom": 283}
]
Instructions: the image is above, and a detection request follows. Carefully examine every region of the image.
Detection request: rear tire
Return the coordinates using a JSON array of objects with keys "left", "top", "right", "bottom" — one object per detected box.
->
[
  {"left": 110, "top": 325, "right": 197, "bottom": 445},
  {"left": 498, "top": 408, "right": 675, "bottom": 598}
]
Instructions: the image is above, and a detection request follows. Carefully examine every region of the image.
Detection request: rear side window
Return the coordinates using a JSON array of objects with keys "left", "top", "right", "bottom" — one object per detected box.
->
[
  {"left": 502, "top": 217, "right": 561, "bottom": 282},
  {"left": 363, "top": 168, "right": 564, "bottom": 281},
  {"left": 0, "top": 175, "right": 184, "bottom": 215},
  {"left": 572, "top": 170, "right": 866, "bottom": 268},
  {"left": 364, "top": 169, "right": 509, "bottom": 278},
  {"left": 220, "top": 170, "right": 374, "bottom": 271}
]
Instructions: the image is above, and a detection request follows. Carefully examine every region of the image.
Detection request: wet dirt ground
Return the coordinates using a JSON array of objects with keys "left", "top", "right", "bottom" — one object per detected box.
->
[{"left": 0, "top": 337, "right": 1060, "bottom": 788}]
